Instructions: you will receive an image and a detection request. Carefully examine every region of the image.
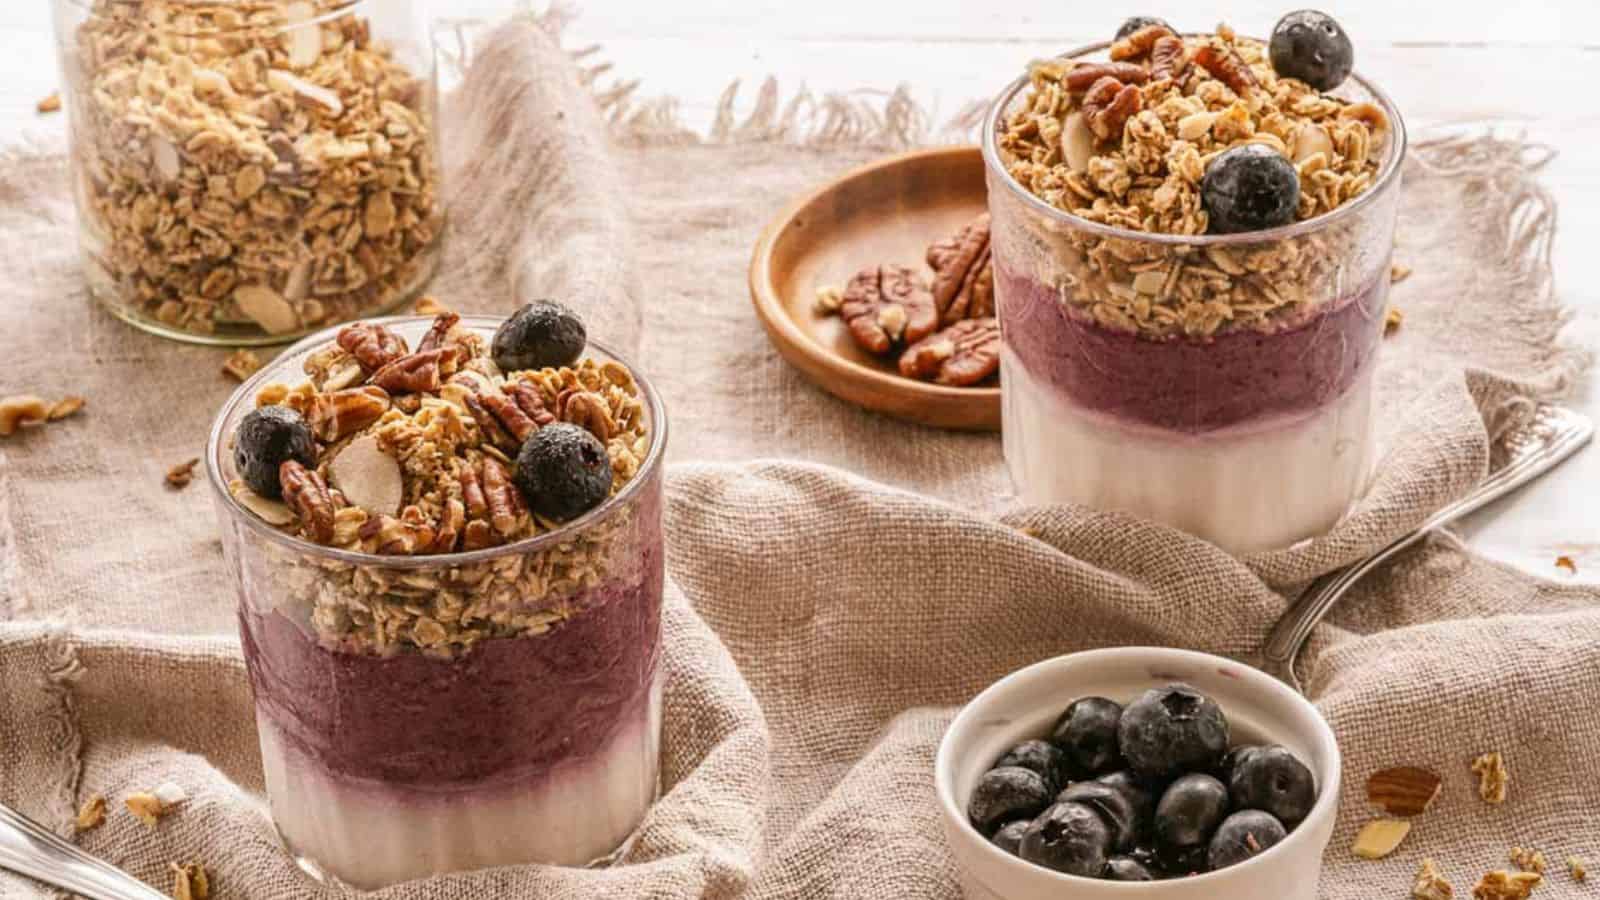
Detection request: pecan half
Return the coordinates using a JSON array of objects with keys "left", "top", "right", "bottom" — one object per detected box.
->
[
  {"left": 460, "top": 464, "right": 490, "bottom": 521},
  {"left": 306, "top": 386, "right": 391, "bottom": 442},
  {"left": 1065, "top": 61, "right": 1150, "bottom": 92},
  {"left": 898, "top": 317, "right": 1001, "bottom": 387},
  {"left": 1110, "top": 23, "right": 1176, "bottom": 61},
  {"left": 1150, "top": 35, "right": 1189, "bottom": 81},
  {"left": 562, "top": 391, "right": 616, "bottom": 441},
  {"left": 430, "top": 498, "right": 465, "bottom": 553},
  {"left": 480, "top": 457, "right": 524, "bottom": 538},
  {"left": 462, "top": 519, "right": 498, "bottom": 551},
  {"left": 463, "top": 393, "right": 519, "bottom": 452},
  {"left": 839, "top": 264, "right": 939, "bottom": 356},
  {"left": 504, "top": 381, "right": 557, "bottom": 428},
  {"left": 336, "top": 322, "right": 409, "bottom": 373},
  {"left": 280, "top": 460, "right": 335, "bottom": 543},
  {"left": 371, "top": 348, "right": 457, "bottom": 394},
  {"left": 1194, "top": 43, "right": 1258, "bottom": 95},
  {"left": 1082, "top": 76, "right": 1143, "bottom": 141},
  {"left": 481, "top": 392, "right": 538, "bottom": 444},
  {"left": 416, "top": 310, "right": 461, "bottom": 353},
  {"left": 928, "top": 213, "right": 994, "bottom": 325}
]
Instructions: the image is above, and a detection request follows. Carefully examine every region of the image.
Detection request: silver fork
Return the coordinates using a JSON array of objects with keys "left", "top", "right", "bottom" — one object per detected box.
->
[
  {"left": 0, "top": 802, "right": 170, "bottom": 900},
  {"left": 1262, "top": 404, "right": 1593, "bottom": 693}
]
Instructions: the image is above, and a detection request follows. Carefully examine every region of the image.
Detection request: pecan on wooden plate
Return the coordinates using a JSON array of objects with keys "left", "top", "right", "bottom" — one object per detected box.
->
[
  {"left": 928, "top": 213, "right": 994, "bottom": 325},
  {"left": 839, "top": 264, "right": 938, "bottom": 355},
  {"left": 899, "top": 317, "right": 1001, "bottom": 386}
]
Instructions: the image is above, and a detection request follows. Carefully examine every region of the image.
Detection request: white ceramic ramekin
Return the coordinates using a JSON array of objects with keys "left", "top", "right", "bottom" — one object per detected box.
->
[{"left": 935, "top": 647, "right": 1340, "bottom": 900}]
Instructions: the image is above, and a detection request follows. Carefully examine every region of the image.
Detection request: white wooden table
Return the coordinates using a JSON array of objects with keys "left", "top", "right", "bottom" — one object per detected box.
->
[{"left": 4, "top": 0, "right": 1596, "bottom": 579}]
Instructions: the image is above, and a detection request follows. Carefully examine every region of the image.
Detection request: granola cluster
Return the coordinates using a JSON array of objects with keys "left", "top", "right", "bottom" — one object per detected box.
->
[
  {"left": 228, "top": 307, "right": 656, "bottom": 656},
  {"left": 994, "top": 24, "right": 1395, "bottom": 339},
  {"left": 66, "top": 0, "right": 442, "bottom": 337}
]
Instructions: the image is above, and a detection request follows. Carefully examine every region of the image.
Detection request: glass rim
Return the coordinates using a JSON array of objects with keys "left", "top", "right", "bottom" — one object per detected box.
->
[
  {"left": 203, "top": 314, "right": 669, "bottom": 570},
  {"left": 61, "top": 0, "right": 367, "bottom": 35},
  {"left": 980, "top": 36, "right": 1409, "bottom": 247}
]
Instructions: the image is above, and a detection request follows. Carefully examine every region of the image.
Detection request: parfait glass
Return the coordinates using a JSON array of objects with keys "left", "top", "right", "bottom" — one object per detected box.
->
[
  {"left": 983, "top": 42, "right": 1406, "bottom": 553},
  {"left": 205, "top": 317, "right": 666, "bottom": 888}
]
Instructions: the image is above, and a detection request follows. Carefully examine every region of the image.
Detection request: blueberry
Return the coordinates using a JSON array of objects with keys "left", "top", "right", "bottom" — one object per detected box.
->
[
  {"left": 1216, "top": 744, "right": 1263, "bottom": 784},
  {"left": 1269, "top": 10, "right": 1354, "bottom": 92},
  {"left": 1049, "top": 697, "right": 1124, "bottom": 776},
  {"left": 1056, "top": 781, "right": 1138, "bottom": 851},
  {"left": 1153, "top": 774, "right": 1230, "bottom": 856},
  {"left": 1096, "top": 770, "right": 1160, "bottom": 835},
  {"left": 490, "top": 300, "right": 587, "bottom": 372},
  {"left": 968, "top": 767, "right": 1053, "bottom": 836},
  {"left": 1019, "top": 802, "right": 1112, "bottom": 877},
  {"left": 1103, "top": 856, "right": 1156, "bottom": 881},
  {"left": 1227, "top": 745, "right": 1316, "bottom": 827},
  {"left": 1115, "top": 16, "right": 1174, "bottom": 40},
  {"left": 1202, "top": 145, "right": 1301, "bottom": 235},
  {"left": 512, "top": 423, "right": 614, "bottom": 522},
  {"left": 1207, "top": 810, "right": 1287, "bottom": 871},
  {"left": 1118, "top": 684, "right": 1230, "bottom": 778},
  {"left": 997, "top": 740, "right": 1071, "bottom": 793},
  {"left": 1157, "top": 843, "right": 1210, "bottom": 877},
  {"left": 234, "top": 406, "right": 316, "bottom": 499},
  {"left": 991, "top": 819, "right": 1031, "bottom": 856}
]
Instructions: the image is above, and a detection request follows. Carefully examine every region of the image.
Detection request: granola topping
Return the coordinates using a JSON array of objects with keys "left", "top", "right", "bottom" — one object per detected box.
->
[
  {"left": 228, "top": 308, "right": 655, "bottom": 656},
  {"left": 995, "top": 24, "right": 1395, "bottom": 340},
  {"left": 66, "top": 0, "right": 442, "bottom": 337},
  {"left": 1471, "top": 751, "right": 1510, "bottom": 805},
  {"left": 1413, "top": 859, "right": 1455, "bottom": 900},
  {"left": 1473, "top": 870, "right": 1540, "bottom": 900}
]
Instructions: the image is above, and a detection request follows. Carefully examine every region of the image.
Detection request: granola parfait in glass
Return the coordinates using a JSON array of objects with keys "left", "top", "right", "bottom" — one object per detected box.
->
[
  {"left": 205, "top": 302, "right": 664, "bottom": 888},
  {"left": 51, "top": 0, "right": 444, "bottom": 345},
  {"left": 983, "top": 13, "right": 1405, "bottom": 553}
]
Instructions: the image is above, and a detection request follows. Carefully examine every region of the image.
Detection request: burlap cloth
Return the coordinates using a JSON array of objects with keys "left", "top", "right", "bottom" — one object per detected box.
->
[{"left": 2, "top": 16, "right": 1597, "bottom": 899}]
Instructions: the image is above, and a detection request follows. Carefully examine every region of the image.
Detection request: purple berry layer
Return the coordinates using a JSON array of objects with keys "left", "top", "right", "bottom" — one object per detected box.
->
[{"left": 995, "top": 261, "right": 1388, "bottom": 433}]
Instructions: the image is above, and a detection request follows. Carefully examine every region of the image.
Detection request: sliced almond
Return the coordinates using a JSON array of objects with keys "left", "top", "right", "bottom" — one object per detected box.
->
[
  {"left": 329, "top": 434, "right": 403, "bottom": 517},
  {"left": 230, "top": 480, "right": 296, "bottom": 526},
  {"left": 151, "top": 136, "right": 181, "bottom": 180},
  {"left": 1293, "top": 123, "right": 1333, "bottom": 163},
  {"left": 1367, "top": 766, "right": 1442, "bottom": 817},
  {"left": 1178, "top": 110, "right": 1219, "bottom": 141},
  {"left": 152, "top": 782, "right": 189, "bottom": 807},
  {"left": 283, "top": 1, "right": 323, "bottom": 70},
  {"left": 233, "top": 284, "right": 300, "bottom": 335},
  {"left": 322, "top": 360, "right": 366, "bottom": 392},
  {"left": 1061, "top": 111, "right": 1094, "bottom": 173},
  {"left": 283, "top": 260, "right": 312, "bottom": 303},
  {"left": 1352, "top": 818, "right": 1411, "bottom": 860},
  {"left": 266, "top": 69, "right": 343, "bottom": 117}
]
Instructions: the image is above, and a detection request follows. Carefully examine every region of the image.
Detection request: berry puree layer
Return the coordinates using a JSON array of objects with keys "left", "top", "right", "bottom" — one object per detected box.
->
[
  {"left": 209, "top": 302, "right": 666, "bottom": 887},
  {"left": 985, "top": 14, "right": 1403, "bottom": 551}
]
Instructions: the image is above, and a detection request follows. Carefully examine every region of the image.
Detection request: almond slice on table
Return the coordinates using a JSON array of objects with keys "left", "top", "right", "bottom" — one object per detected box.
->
[
  {"left": 1352, "top": 818, "right": 1411, "bottom": 860},
  {"left": 1368, "top": 766, "right": 1443, "bottom": 817}
]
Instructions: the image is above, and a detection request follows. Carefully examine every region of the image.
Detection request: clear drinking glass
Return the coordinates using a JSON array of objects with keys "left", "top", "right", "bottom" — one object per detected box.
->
[
  {"left": 983, "top": 41, "right": 1406, "bottom": 553},
  {"left": 205, "top": 317, "right": 666, "bottom": 888},
  {"left": 51, "top": 0, "right": 444, "bottom": 345}
]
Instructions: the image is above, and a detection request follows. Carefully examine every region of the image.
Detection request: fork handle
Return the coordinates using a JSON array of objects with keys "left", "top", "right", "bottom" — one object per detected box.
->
[
  {"left": 1264, "top": 412, "right": 1594, "bottom": 672},
  {"left": 0, "top": 804, "right": 170, "bottom": 900}
]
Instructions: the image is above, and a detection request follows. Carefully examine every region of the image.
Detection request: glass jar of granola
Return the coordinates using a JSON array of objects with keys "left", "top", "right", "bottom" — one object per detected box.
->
[
  {"left": 52, "top": 0, "right": 444, "bottom": 345},
  {"left": 983, "top": 23, "right": 1405, "bottom": 554},
  {"left": 205, "top": 310, "right": 664, "bottom": 887}
]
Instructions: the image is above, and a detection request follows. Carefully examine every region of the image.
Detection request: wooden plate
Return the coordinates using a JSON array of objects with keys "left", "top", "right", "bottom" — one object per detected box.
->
[{"left": 749, "top": 146, "right": 999, "bottom": 431}]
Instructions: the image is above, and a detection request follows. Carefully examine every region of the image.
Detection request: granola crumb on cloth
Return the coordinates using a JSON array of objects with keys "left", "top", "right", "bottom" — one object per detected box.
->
[
  {"left": 1511, "top": 847, "right": 1547, "bottom": 875},
  {"left": 1472, "top": 751, "right": 1510, "bottom": 804},
  {"left": 1473, "top": 870, "right": 1540, "bottom": 900},
  {"left": 1413, "top": 858, "right": 1454, "bottom": 900}
]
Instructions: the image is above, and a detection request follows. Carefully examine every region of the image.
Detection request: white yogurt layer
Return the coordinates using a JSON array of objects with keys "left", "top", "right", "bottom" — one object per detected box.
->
[
  {"left": 1002, "top": 350, "right": 1376, "bottom": 554},
  {"left": 258, "top": 676, "right": 662, "bottom": 889}
]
